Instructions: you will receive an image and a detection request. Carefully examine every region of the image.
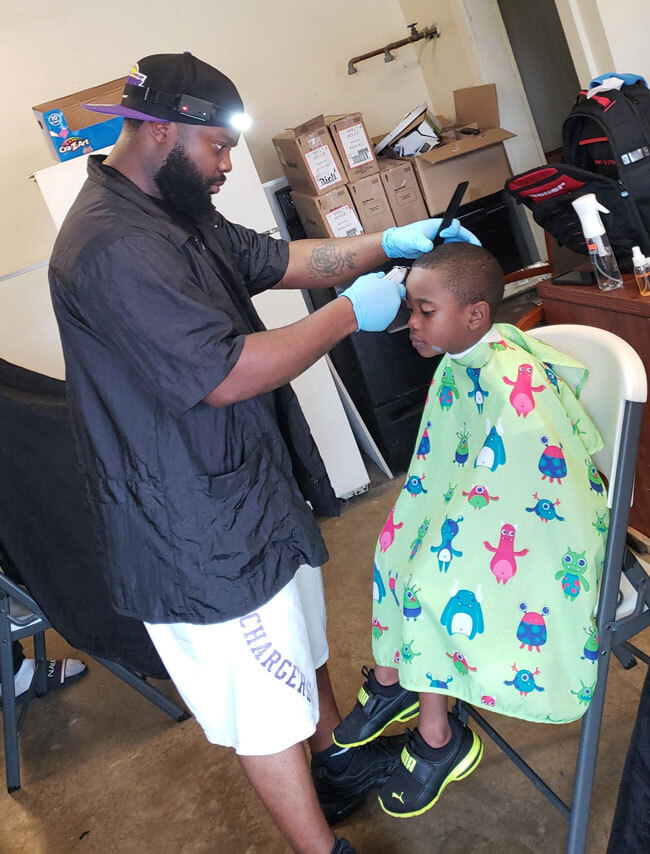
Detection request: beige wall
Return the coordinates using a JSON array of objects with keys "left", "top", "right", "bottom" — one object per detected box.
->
[
  {"left": 1, "top": 0, "right": 442, "bottom": 278},
  {"left": 555, "top": 0, "right": 615, "bottom": 84},
  {"left": 397, "top": 0, "right": 479, "bottom": 117},
  {"left": 555, "top": 0, "right": 650, "bottom": 85},
  {"left": 595, "top": 0, "right": 650, "bottom": 81}
]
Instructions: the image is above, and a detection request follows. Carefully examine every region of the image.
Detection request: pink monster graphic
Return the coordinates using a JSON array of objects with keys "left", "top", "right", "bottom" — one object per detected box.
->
[
  {"left": 483, "top": 523, "right": 529, "bottom": 585},
  {"left": 502, "top": 363, "right": 546, "bottom": 418},
  {"left": 379, "top": 506, "right": 404, "bottom": 553}
]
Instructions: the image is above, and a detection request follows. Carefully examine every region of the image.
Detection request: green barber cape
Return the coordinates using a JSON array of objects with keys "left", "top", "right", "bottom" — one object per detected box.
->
[{"left": 372, "top": 324, "right": 608, "bottom": 724}]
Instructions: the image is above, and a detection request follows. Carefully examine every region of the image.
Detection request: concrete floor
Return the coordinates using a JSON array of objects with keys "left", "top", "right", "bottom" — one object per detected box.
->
[{"left": 1, "top": 477, "right": 647, "bottom": 854}]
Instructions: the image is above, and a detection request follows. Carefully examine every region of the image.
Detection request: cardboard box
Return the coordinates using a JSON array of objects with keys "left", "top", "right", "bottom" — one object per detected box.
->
[
  {"left": 273, "top": 118, "right": 346, "bottom": 196},
  {"left": 326, "top": 113, "right": 379, "bottom": 182},
  {"left": 379, "top": 159, "right": 428, "bottom": 226},
  {"left": 290, "top": 187, "right": 364, "bottom": 239},
  {"left": 348, "top": 174, "right": 395, "bottom": 233},
  {"left": 414, "top": 142, "right": 513, "bottom": 216},
  {"left": 374, "top": 105, "right": 441, "bottom": 158},
  {"left": 33, "top": 78, "right": 125, "bottom": 162},
  {"left": 375, "top": 85, "right": 515, "bottom": 216}
]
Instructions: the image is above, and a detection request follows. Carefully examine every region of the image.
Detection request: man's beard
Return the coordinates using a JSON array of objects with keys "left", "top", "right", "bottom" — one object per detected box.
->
[{"left": 153, "top": 142, "right": 217, "bottom": 218}]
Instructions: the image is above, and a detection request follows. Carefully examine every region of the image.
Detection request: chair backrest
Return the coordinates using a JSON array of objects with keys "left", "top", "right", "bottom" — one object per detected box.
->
[{"left": 528, "top": 324, "right": 647, "bottom": 509}]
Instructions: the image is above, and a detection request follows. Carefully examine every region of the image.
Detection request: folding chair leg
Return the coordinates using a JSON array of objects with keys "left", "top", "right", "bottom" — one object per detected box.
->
[
  {"left": 93, "top": 656, "right": 190, "bottom": 722},
  {"left": 566, "top": 656, "right": 610, "bottom": 854},
  {"left": 566, "top": 399, "right": 644, "bottom": 853},
  {"left": 33, "top": 631, "right": 47, "bottom": 697},
  {"left": 0, "top": 602, "right": 21, "bottom": 792}
]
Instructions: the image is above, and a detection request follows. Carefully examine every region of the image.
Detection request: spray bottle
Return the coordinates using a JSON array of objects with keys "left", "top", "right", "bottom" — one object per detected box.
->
[
  {"left": 632, "top": 246, "right": 650, "bottom": 296},
  {"left": 572, "top": 194, "right": 623, "bottom": 291}
]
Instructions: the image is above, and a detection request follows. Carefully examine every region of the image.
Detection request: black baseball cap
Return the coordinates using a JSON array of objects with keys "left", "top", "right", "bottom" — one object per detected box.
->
[{"left": 83, "top": 52, "right": 249, "bottom": 129}]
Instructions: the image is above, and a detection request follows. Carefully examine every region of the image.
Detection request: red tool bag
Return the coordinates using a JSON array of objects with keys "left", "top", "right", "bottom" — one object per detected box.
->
[{"left": 505, "top": 77, "right": 650, "bottom": 267}]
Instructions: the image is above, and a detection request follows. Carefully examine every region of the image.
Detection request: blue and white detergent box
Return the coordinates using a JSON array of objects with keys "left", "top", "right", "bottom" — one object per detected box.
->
[{"left": 33, "top": 77, "right": 125, "bottom": 162}]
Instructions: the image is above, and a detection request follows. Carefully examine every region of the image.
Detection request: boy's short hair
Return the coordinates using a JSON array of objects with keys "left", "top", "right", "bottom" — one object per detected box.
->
[{"left": 411, "top": 243, "right": 505, "bottom": 318}]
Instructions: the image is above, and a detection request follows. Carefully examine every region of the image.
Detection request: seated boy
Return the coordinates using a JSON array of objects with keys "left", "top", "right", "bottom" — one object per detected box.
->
[{"left": 334, "top": 243, "right": 608, "bottom": 818}]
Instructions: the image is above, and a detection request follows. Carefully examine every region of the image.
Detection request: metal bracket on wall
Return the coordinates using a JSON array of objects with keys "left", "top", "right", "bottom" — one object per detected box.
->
[{"left": 347, "top": 22, "right": 440, "bottom": 75}]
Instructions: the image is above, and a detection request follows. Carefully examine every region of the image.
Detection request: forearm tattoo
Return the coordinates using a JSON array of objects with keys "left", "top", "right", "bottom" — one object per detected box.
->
[{"left": 307, "top": 243, "right": 358, "bottom": 279}]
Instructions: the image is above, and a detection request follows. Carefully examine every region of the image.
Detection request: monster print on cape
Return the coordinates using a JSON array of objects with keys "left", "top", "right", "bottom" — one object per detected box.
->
[{"left": 372, "top": 324, "right": 608, "bottom": 725}]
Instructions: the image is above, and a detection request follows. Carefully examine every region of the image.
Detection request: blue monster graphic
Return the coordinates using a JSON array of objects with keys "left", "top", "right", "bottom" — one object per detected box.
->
[
  {"left": 373, "top": 563, "right": 386, "bottom": 604},
  {"left": 466, "top": 366, "right": 489, "bottom": 414},
  {"left": 504, "top": 663, "right": 545, "bottom": 696},
  {"left": 416, "top": 421, "right": 431, "bottom": 460},
  {"left": 543, "top": 363, "right": 560, "bottom": 393},
  {"left": 404, "top": 474, "right": 428, "bottom": 496},
  {"left": 538, "top": 436, "right": 568, "bottom": 483},
  {"left": 525, "top": 493, "right": 565, "bottom": 523},
  {"left": 426, "top": 673, "right": 454, "bottom": 689},
  {"left": 440, "top": 580, "right": 485, "bottom": 640},
  {"left": 474, "top": 418, "right": 506, "bottom": 472},
  {"left": 430, "top": 516, "right": 464, "bottom": 573},
  {"left": 516, "top": 603, "right": 550, "bottom": 652}
]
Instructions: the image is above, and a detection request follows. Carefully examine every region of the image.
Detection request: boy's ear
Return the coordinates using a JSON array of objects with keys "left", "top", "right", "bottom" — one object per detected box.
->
[{"left": 467, "top": 301, "right": 490, "bottom": 329}]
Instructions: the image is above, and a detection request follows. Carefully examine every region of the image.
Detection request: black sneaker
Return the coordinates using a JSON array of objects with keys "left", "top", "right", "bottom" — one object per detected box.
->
[
  {"left": 332, "top": 666, "right": 419, "bottom": 748},
  {"left": 377, "top": 724, "right": 483, "bottom": 818},
  {"left": 313, "top": 733, "right": 408, "bottom": 825}
]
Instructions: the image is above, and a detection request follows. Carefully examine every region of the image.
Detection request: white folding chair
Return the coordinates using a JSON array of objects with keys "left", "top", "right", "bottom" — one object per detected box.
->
[{"left": 454, "top": 324, "right": 649, "bottom": 854}]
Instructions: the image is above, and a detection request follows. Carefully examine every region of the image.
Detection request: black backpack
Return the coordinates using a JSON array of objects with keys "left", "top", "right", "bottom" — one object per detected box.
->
[{"left": 505, "top": 78, "right": 650, "bottom": 267}]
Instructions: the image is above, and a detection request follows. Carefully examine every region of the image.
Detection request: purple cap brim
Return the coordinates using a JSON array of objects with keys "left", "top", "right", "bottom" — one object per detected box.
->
[{"left": 82, "top": 103, "right": 164, "bottom": 122}]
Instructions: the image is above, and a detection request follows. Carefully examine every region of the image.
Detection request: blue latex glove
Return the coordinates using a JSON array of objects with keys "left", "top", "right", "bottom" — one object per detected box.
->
[
  {"left": 339, "top": 272, "right": 406, "bottom": 332},
  {"left": 590, "top": 72, "right": 647, "bottom": 88},
  {"left": 382, "top": 218, "right": 481, "bottom": 259}
]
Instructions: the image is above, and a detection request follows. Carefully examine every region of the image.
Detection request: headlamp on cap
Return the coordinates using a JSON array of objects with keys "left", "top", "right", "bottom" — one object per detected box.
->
[
  {"left": 151, "top": 90, "right": 251, "bottom": 130},
  {"left": 81, "top": 54, "right": 248, "bottom": 129},
  {"left": 230, "top": 112, "right": 252, "bottom": 131}
]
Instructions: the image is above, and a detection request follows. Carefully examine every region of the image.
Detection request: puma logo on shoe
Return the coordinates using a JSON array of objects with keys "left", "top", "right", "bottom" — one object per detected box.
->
[{"left": 392, "top": 792, "right": 405, "bottom": 804}]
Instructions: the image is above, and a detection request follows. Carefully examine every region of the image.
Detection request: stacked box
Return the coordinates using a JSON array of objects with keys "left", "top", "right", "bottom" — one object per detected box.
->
[
  {"left": 273, "top": 118, "right": 347, "bottom": 196},
  {"left": 348, "top": 174, "right": 395, "bottom": 233},
  {"left": 379, "top": 159, "right": 428, "bottom": 226},
  {"left": 326, "top": 113, "right": 379, "bottom": 182},
  {"left": 290, "top": 187, "right": 363, "bottom": 239},
  {"left": 274, "top": 112, "right": 384, "bottom": 237}
]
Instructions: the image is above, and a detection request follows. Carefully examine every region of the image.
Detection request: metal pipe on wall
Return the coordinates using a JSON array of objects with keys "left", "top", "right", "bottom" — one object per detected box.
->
[{"left": 347, "top": 23, "right": 441, "bottom": 75}]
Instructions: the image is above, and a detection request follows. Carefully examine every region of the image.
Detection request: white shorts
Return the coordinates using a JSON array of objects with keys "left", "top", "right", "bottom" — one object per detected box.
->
[{"left": 144, "top": 564, "right": 329, "bottom": 755}]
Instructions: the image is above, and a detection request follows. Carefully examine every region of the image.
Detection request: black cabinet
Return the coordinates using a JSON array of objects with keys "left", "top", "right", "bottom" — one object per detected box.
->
[
  {"left": 456, "top": 191, "right": 533, "bottom": 275},
  {"left": 308, "top": 294, "right": 439, "bottom": 473}
]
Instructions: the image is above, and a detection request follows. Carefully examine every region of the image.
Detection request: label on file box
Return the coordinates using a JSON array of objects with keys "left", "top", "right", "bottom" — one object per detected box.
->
[
  {"left": 325, "top": 205, "right": 363, "bottom": 238},
  {"left": 304, "top": 145, "right": 343, "bottom": 189},
  {"left": 338, "top": 123, "right": 373, "bottom": 168},
  {"left": 395, "top": 187, "right": 417, "bottom": 207}
]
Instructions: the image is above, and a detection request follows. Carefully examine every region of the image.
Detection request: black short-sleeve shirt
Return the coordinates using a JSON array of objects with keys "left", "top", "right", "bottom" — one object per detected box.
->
[{"left": 48, "top": 156, "right": 337, "bottom": 624}]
